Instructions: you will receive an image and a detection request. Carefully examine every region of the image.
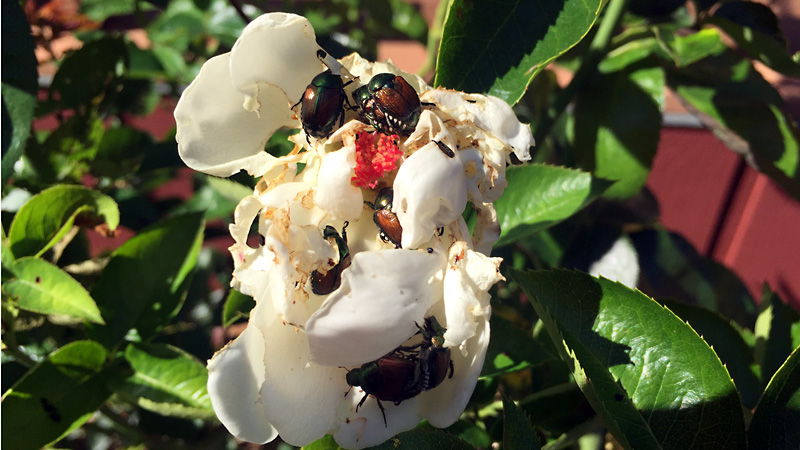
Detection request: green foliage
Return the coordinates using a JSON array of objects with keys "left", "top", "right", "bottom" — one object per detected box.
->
[
  {"left": 511, "top": 269, "right": 747, "bottom": 448},
  {"left": 8, "top": 185, "right": 120, "bottom": 258},
  {"left": 435, "top": 0, "right": 606, "bottom": 104},
  {"left": 3, "top": 0, "right": 800, "bottom": 448},
  {"left": 3, "top": 257, "right": 104, "bottom": 324}
]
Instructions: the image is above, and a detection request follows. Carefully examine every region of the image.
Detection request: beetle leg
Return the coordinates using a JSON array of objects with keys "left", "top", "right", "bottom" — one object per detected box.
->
[
  {"left": 355, "top": 392, "right": 369, "bottom": 412},
  {"left": 448, "top": 359, "right": 455, "bottom": 379},
  {"left": 436, "top": 227, "right": 444, "bottom": 236},
  {"left": 377, "top": 399, "right": 388, "bottom": 427}
]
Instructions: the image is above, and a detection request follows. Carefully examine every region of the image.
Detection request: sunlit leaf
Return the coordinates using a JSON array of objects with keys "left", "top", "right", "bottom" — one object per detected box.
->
[
  {"left": 8, "top": 185, "right": 120, "bottom": 258},
  {"left": 3, "top": 257, "right": 104, "bottom": 324},
  {"left": 88, "top": 212, "right": 204, "bottom": 348},
  {"left": 574, "top": 65, "right": 664, "bottom": 199},
  {"left": 510, "top": 269, "right": 747, "bottom": 449},
  {"left": 494, "top": 164, "right": 611, "bottom": 247},
  {"left": 115, "top": 343, "right": 214, "bottom": 419},
  {"left": 435, "top": 0, "right": 606, "bottom": 105}
]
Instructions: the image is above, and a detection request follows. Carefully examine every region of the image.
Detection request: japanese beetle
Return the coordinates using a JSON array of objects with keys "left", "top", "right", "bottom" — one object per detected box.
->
[
  {"left": 413, "top": 317, "right": 454, "bottom": 392},
  {"left": 365, "top": 187, "right": 402, "bottom": 248},
  {"left": 293, "top": 70, "right": 351, "bottom": 142},
  {"left": 353, "top": 73, "right": 421, "bottom": 136},
  {"left": 345, "top": 316, "right": 454, "bottom": 426},
  {"left": 311, "top": 222, "right": 350, "bottom": 295},
  {"left": 346, "top": 354, "right": 421, "bottom": 426}
]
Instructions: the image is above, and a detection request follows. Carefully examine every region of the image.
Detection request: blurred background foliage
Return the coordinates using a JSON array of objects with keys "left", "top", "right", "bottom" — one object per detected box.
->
[{"left": 2, "top": 0, "right": 800, "bottom": 449}]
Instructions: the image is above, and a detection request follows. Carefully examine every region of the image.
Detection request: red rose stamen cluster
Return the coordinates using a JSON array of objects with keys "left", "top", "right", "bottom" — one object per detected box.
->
[{"left": 351, "top": 131, "right": 403, "bottom": 188}]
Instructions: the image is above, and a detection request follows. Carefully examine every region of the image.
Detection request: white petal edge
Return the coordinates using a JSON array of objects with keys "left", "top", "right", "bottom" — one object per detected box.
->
[
  {"left": 421, "top": 89, "right": 534, "bottom": 161},
  {"left": 207, "top": 302, "right": 277, "bottom": 444},
  {"left": 230, "top": 13, "right": 323, "bottom": 111},
  {"left": 249, "top": 296, "right": 345, "bottom": 446},
  {"left": 174, "top": 53, "right": 296, "bottom": 177},
  {"left": 333, "top": 392, "right": 422, "bottom": 449},
  {"left": 305, "top": 249, "right": 446, "bottom": 367}
]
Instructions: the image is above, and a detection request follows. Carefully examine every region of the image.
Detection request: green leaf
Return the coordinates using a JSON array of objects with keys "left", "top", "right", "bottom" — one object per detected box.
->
[
  {"left": 631, "top": 228, "right": 758, "bottom": 329},
  {"left": 50, "top": 37, "right": 127, "bottom": 108},
  {"left": 660, "top": 299, "right": 762, "bottom": 409},
  {"left": 3, "top": 257, "right": 104, "bottom": 324},
  {"left": 114, "top": 342, "right": 214, "bottom": 419},
  {"left": 222, "top": 289, "right": 255, "bottom": 328},
  {"left": 369, "top": 429, "right": 476, "bottom": 449},
  {"left": 653, "top": 28, "right": 727, "bottom": 67},
  {"left": 303, "top": 435, "right": 343, "bottom": 450},
  {"left": 502, "top": 391, "right": 541, "bottom": 450},
  {"left": 509, "top": 269, "right": 747, "bottom": 449},
  {"left": 1, "top": 0, "right": 38, "bottom": 186},
  {"left": 435, "top": 0, "right": 606, "bottom": 105},
  {"left": 668, "top": 51, "right": 800, "bottom": 199},
  {"left": 754, "top": 287, "right": 800, "bottom": 385},
  {"left": 481, "top": 314, "right": 554, "bottom": 377},
  {"left": 8, "top": 185, "right": 120, "bottom": 258},
  {"left": 91, "top": 126, "right": 151, "bottom": 178},
  {"left": 88, "top": 212, "right": 204, "bottom": 349},
  {"left": 709, "top": 2, "right": 800, "bottom": 77},
  {"left": 748, "top": 347, "right": 800, "bottom": 449},
  {"left": 494, "top": 164, "right": 611, "bottom": 247},
  {"left": 0, "top": 341, "right": 122, "bottom": 450},
  {"left": 574, "top": 65, "right": 664, "bottom": 199}
]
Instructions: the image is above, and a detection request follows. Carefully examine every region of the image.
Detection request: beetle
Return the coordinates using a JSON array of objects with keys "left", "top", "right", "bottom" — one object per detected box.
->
[
  {"left": 432, "top": 139, "right": 455, "bottom": 158},
  {"left": 293, "top": 70, "right": 351, "bottom": 142},
  {"left": 345, "top": 316, "right": 454, "bottom": 426},
  {"left": 345, "top": 354, "right": 421, "bottom": 426},
  {"left": 310, "top": 222, "right": 350, "bottom": 295},
  {"left": 353, "top": 73, "right": 421, "bottom": 135},
  {"left": 365, "top": 187, "right": 402, "bottom": 248}
]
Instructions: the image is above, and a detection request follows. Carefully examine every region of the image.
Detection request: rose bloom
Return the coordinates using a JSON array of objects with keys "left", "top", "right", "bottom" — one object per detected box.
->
[{"left": 174, "top": 12, "right": 532, "bottom": 449}]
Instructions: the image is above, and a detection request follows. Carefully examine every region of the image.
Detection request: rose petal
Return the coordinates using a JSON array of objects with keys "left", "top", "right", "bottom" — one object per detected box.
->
[
  {"left": 305, "top": 249, "right": 446, "bottom": 367},
  {"left": 230, "top": 13, "right": 323, "bottom": 111},
  {"left": 207, "top": 303, "right": 277, "bottom": 444},
  {"left": 174, "top": 53, "right": 296, "bottom": 177},
  {"left": 334, "top": 393, "right": 421, "bottom": 449},
  {"left": 441, "top": 242, "right": 500, "bottom": 348},
  {"left": 421, "top": 90, "right": 534, "bottom": 161},
  {"left": 588, "top": 235, "right": 639, "bottom": 288},
  {"left": 393, "top": 142, "right": 467, "bottom": 249},
  {"left": 314, "top": 146, "right": 364, "bottom": 220},
  {"left": 250, "top": 299, "right": 344, "bottom": 446}
]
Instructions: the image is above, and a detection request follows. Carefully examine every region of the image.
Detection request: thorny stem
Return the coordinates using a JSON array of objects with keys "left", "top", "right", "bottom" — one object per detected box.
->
[{"left": 532, "top": 0, "right": 630, "bottom": 143}]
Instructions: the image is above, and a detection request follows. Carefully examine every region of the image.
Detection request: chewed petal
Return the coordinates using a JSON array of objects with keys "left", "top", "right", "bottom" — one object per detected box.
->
[
  {"left": 421, "top": 90, "right": 534, "bottom": 161},
  {"left": 175, "top": 54, "right": 296, "bottom": 177},
  {"left": 305, "top": 249, "right": 446, "bottom": 367},
  {"left": 230, "top": 13, "right": 322, "bottom": 111},
  {"left": 442, "top": 241, "right": 502, "bottom": 348},
  {"left": 393, "top": 142, "right": 467, "bottom": 249},
  {"left": 314, "top": 146, "right": 364, "bottom": 220},
  {"left": 207, "top": 303, "right": 277, "bottom": 444}
]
